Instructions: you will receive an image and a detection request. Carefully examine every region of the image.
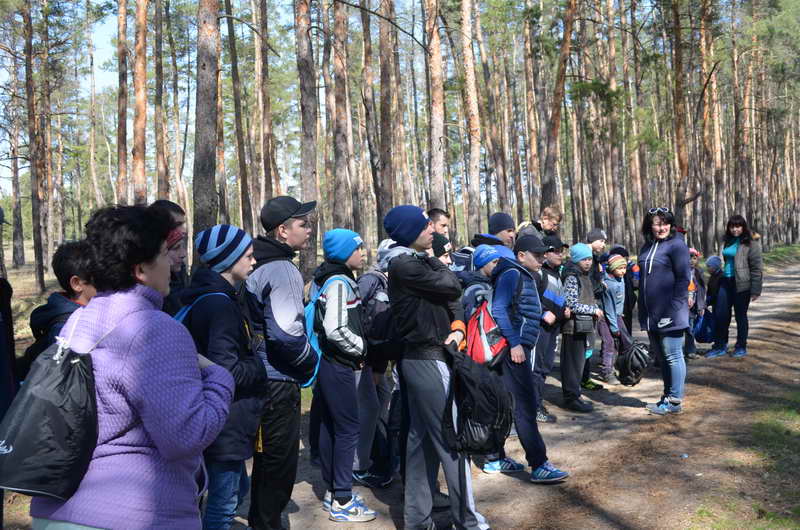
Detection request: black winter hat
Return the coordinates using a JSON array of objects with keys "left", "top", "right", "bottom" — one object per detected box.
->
[{"left": 488, "top": 212, "right": 515, "bottom": 235}]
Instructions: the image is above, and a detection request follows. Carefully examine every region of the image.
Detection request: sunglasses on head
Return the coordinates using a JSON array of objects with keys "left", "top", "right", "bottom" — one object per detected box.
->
[{"left": 648, "top": 207, "right": 672, "bottom": 215}]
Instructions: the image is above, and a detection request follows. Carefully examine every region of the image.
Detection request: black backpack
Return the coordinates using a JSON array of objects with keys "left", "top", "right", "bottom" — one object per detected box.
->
[
  {"left": 615, "top": 340, "right": 651, "bottom": 386},
  {"left": 442, "top": 344, "right": 514, "bottom": 456}
]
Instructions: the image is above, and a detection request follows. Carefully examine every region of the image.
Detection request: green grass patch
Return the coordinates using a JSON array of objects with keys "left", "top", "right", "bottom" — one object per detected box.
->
[{"left": 763, "top": 244, "right": 800, "bottom": 268}]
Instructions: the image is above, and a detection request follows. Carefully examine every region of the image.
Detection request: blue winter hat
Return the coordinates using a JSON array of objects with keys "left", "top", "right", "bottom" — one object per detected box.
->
[
  {"left": 569, "top": 243, "right": 593, "bottom": 264},
  {"left": 706, "top": 255, "right": 722, "bottom": 272},
  {"left": 488, "top": 212, "right": 515, "bottom": 235},
  {"left": 195, "top": 224, "right": 253, "bottom": 273},
  {"left": 383, "top": 205, "right": 430, "bottom": 247},
  {"left": 473, "top": 245, "right": 501, "bottom": 269},
  {"left": 323, "top": 228, "right": 364, "bottom": 263},
  {"left": 495, "top": 245, "right": 516, "bottom": 261}
]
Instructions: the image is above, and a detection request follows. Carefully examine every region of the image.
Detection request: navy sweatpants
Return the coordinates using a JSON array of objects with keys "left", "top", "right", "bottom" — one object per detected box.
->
[
  {"left": 317, "top": 357, "right": 359, "bottom": 499},
  {"left": 532, "top": 327, "right": 559, "bottom": 408}
]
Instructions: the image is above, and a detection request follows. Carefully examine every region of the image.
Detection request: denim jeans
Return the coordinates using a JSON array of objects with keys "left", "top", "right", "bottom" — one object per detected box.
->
[
  {"left": 203, "top": 459, "right": 249, "bottom": 530},
  {"left": 685, "top": 315, "right": 697, "bottom": 354},
  {"left": 713, "top": 277, "right": 751, "bottom": 350},
  {"left": 647, "top": 331, "right": 686, "bottom": 403}
]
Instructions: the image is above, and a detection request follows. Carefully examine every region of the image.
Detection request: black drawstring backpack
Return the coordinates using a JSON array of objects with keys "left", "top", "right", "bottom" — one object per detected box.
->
[
  {"left": 0, "top": 312, "right": 103, "bottom": 500},
  {"left": 615, "top": 332, "right": 651, "bottom": 386}
]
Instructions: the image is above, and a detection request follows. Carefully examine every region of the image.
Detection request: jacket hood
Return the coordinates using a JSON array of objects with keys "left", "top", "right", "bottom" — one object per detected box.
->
[
  {"left": 491, "top": 256, "right": 532, "bottom": 282},
  {"left": 456, "top": 270, "right": 490, "bottom": 290},
  {"left": 562, "top": 260, "right": 589, "bottom": 278},
  {"left": 313, "top": 261, "right": 355, "bottom": 287},
  {"left": 470, "top": 233, "right": 504, "bottom": 247},
  {"left": 380, "top": 244, "right": 415, "bottom": 270},
  {"left": 30, "top": 292, "right": 81, "bottom": 336},
  {"left": 180, "top": 267, "right": 237, "bottom": 305},
  {"left": 253, "top": 236, "right": 295, "bottom": 267}
]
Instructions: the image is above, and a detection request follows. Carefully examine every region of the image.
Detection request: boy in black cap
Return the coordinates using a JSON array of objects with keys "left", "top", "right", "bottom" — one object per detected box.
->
[
  {"left": 245, "top": 195, "right": 317, "bottom": 530},
  {"left": 431, "top": 232, "right": 453, "bottom": 266}
]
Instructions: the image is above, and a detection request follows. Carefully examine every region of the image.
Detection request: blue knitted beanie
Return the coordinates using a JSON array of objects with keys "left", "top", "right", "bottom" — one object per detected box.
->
[
  {"left": 383, "top": 205, "right": 430, "bottom": 247},
  {"left": 323, "top": 229, "right": 363, "bottom": 263},
  {"left": 570, "top": 243, "right": 593, "bottom": 263},
  {"left": 472, "top": 245, "right": 501, "bottom": 269},
  {"left": 195, "top": 224, "right": 253, "bottom": 273}
]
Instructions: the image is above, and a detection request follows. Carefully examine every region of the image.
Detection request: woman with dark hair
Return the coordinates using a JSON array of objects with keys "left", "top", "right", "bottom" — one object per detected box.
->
[
  {"left": 30, "top": 205, "right": 234, "bottom": 530},
  {"left": 705, "top": 214, "right": 763, "bottom": 359},
  {"left": 638, "top": 208, "right": 691, "bottom": 416}
]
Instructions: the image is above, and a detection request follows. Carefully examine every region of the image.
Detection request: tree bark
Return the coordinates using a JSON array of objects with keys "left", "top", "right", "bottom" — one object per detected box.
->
[
  {"left": 155, "top": 0, "right": 170, "bottom": 199},
  {"left": 87, "top": 3, "right": 104, "bottom": 209},
  {"left": 23, "top": 2, "right": 46, "bottom": 292},
  {"left": 192, "top": 0, "right": 220, "bottom": 234},
  {"left": 359, "top": 0, "right": 382, "bottom": 235},
  {"left": 671, "top": 0, "right": 690, "bottom": 226},
  {"left": 296, "top": 0, "right": 318, "bottom": 279},
  {"left": 541, "top": 0, "right": 577, "bottom": 210},
  {"left": 523, "top": 0, "right": 541, "bottom": 220},
  {"left": 378, "top": 0, "right": 395, "bottom": 224},
  {"left": 332, "top": 0, "right": 353, "bottom": 228},
  {"left": 223, "top": 0, "right": 254, "bottom": 234},
  {"left": 117, "top": 0, "right": 129, "bottom": 204},
  {"left": 260, "top": 0, "right": 275, "bottom": 204},
  {"left": 425, "top": 0, "right": 446, "bottom": 209},
  {"left": 9, "top": 56, "right": 25, "bottom": 267},
  {"left": 606, "top": 0, "right": 624, "bottom": 243},
  {"left": 132, "top": 0, "right": 149, "bottom": 204},
  {"left": 216, "top": 27, "right": 229, "bottom": 223},
  {"left": 462, "top": 0, "right": 481, "bottom": 235}
]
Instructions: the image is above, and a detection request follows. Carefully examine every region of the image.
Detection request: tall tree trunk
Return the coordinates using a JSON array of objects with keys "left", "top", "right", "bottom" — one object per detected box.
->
[
  {"left": 332, "top": 0, "right": 353, "bottom": 228},
  {"left": 155, "top": 0, "right": 170, "bottom": 199},
  {"left": 23, "top": 3, "right": 46, "bottom": 292},
  {"left": 391, "top": 5, "right": 412, "bottom": 204},
  {"left": 462, "top": 0, "right": 481, "bottom": 235},
  {"left": 260, "top": 0, "right": 275, "bottom": 204},
  {"left": 606, "top": 0, "right": 624, "bottom": 243},
  {"left": 192, "top": 0, "right": 220, "bottom": 234},
  {"left": 699, "top": 0, "right": 715, "bottom": 253},
  {"left": 296, "top": 0, "right": 318, "bottom": 279},
  {"left": 359, "top": 0, "right": 381, "bottom": 232},
  {"left": 223, "top": 0, "right": 254, "bottom": 234},
  {"left": 132, "top": 0, "right": 149, "bottom": 204},
  {"left": 88, "top": 4, "right": 103, "bottom": 208},
  {"left": 9, "top": 58, "right": 25, "bottom": 267},
  {"left": 165, "top": 0, "right": 186, "bottom": 200},
  {"left": 42, "top": 0, "right": 53, "bottom": 271},
  {"left": 378, "top": 0, "right": 395, "bottom": 225},
  {"left": 425, "top": 0, "right": 446, "bottom": 209},
  {"left": 507, "top": 55, "right": 525, "bottom": 222},
  {"left": 671, "top": 0, "right": 690, "bottom": 226},
  {"left": 117, "top": 0, "right": 129, "bottom": 204},
  {"left": 216, "top": 29, "right": 229, "bottom": 223},
  {"left": 541, "top": 0, "right": 577, "bottom": 209},
  {"left": 523, "top": 0, "right": 541, "bottom": 220}
]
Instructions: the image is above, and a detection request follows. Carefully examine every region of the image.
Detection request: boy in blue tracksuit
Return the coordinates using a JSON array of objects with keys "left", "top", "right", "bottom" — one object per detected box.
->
[{"left": 487, "top": 234, "right": 569, "bottom": 483}]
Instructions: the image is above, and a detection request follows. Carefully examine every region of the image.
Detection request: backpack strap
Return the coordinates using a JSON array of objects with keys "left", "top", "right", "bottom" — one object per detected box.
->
[{"left": 173, "top": 292, "right": 230, "bottom": 324}]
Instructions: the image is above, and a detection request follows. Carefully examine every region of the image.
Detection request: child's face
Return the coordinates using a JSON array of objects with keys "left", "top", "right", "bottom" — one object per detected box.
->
[
  {"left": 517, "top": 250, "right": 541, "bottom": 272},
  {"left": 346, "top": 246, "right": 367, "bottom": 271},
  {"left": 438, "top": 252, "right": 453, "bottom": 266},
  {"left": 590, "top": 239, "right": 606, "bottom": 253},
  {"left": 578, "top": 257, "right": 593, "bottom": 272},
  {"left": 480, "top": 259, "right": 499, "bottom": 277},
  {"left": 690, "top": 255, "right": 698, "bottom": 266},
  {"left": 612, "top": 266, "right": 627, "bottom": 278},
  {"left": 544, "top": 248, "right": 564, "bottom": 267}
]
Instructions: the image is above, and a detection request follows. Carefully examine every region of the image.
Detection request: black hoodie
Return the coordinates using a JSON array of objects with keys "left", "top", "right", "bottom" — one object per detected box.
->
[
  {"left": 180, "top": 267, "right": 268, "bottom": 461},
  {"left": 18, "top": 292, "right": 81, "bottom": 381}
]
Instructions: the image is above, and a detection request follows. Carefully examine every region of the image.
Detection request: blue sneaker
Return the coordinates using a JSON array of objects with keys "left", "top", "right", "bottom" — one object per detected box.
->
[
  {"left": 322, "top": 490, "right": 332, "bottom": 512},
  {"left": 731, "top": 347, "right": 747, "bottom": 358},
  {"left": 530, "top": 461, "right": 570, "bottom": 483},
  {"left": 329, "top": 495, "right": 377, "bottom": 522},
  {"left": 705, "top": 347, "right": 727, "bottom": 359},
  {"left": 353, "top": 470, "right": 392, "bottom": 488},
  {"left": 482, "top": 457, "right": 525, "bottom": 474},
  {"left": 646, "top": 400, "right": 683, "bottom": 415}
]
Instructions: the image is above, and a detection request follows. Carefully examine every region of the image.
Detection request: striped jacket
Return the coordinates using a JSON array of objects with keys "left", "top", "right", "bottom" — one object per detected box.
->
[{"left": 314, "top": 273, "right": 367, "bottom": 370}]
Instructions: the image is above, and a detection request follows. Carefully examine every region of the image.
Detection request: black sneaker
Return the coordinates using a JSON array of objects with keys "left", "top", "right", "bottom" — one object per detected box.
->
[
  {"left": 353, "top": 470, "right": 392, "bottom": 489},
  {"left": 537, "top": 406, "right": 557, "bottom": 423},
  {"left": 564, "top": 399, "right": 594, "bottom": 413}
]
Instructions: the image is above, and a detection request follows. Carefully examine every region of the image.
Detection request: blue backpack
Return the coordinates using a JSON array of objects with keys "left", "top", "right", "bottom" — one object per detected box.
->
[
  {"left": 173, "top": 293, "right": 229, "bottom": 323},
  {"left": 303, "top": 276, "right": 354, "bottom": 387}
]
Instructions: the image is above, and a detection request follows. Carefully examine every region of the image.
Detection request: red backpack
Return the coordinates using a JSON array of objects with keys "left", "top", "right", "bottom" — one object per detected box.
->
[{"left": 466, "top": 289, "right": 509, "bottom": 370}]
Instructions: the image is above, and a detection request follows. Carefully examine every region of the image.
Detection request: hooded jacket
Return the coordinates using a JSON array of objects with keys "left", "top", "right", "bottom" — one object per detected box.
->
[
  {"left": 491, "top": 258, "right": 542, "bottom": 348},
  {"left": 244, "top": 236, "right": 314, "bottom": 383},
  {"left": 18, "top": 292, "right": 82, "bottom": 380},
  {"left": 458, "top": 270, "right": 492, "bottom": 318},
  {"left": 30, "top": 284, "right": 233, "bottom": 529},
  {"left": 727, "top": 233, "right": 763, "bottom": 295},
  {"left": 561, "top": 261, "right": 600, "bottom": 334},
  {"left": 387, "top": 247, "right": 464, "bottom": 358},
  {"left": 180, "top": 268, "right": 267, "bottom": 462},
  {"left": 601, "top": 271, "right": 625, "bottom": 333},
  {"left": 638, "top": 233, "right": 691, "bottom": 333},
  {"left": 539, "top": 263, "right": 568, "bottom": 329},
  {"left": 312, "top": 262, "right": 366, "bottom": 370}
]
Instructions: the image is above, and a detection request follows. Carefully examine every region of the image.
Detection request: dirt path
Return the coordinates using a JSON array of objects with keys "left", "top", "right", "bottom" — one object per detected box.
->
[{"left": 6, "top": 265, "right": 800, "bottom": 529}]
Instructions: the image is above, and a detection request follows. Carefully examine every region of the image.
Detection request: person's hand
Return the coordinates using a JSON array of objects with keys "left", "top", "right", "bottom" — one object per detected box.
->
[
  {"left": 595, "top": 308, "right": 604, "bottom": 318},
  {"left": 445, "top": 330, "right": 464, "bottom": 346},
  {"left": 750, "top": 295, "right": 759, "bottom": 303},
  {"left": 688, "top": 298, "right": 695, "bottom": 308},
  {"left": 510, "top": 345, "right": 525, "bottom": 364},
  {"left": 543, "top": 311, "right": 556, "bottom": 325},
  {"left": 198, "top": 354, "right": 215, "bottom": 369},
  {"left": 699, "top": 309, "right": 705, "bottom": 316},
  {"left": 564, "top": 307, "right": 572, "bottom": 318}
]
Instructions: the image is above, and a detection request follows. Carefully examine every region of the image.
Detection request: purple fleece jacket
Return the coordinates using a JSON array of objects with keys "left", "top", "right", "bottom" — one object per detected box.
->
[{"left": 30, "top": 284, "right": 234, "bottom": 529}]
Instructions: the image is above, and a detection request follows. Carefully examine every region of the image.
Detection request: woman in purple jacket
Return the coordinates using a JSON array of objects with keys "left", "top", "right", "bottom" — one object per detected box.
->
[
  {"left": 638, "top": 208, "right": 691, "bottom": 416},
  {"left": 30, "top": 206, "right": 234, "bottom": 530}
]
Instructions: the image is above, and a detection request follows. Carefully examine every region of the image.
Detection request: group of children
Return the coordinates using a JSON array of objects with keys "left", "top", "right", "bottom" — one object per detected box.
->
[{"left": 18, "top": 198, "right": 725, "bottom": 530}]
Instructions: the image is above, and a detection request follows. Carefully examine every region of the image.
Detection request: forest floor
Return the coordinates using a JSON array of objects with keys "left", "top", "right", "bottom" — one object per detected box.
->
[{"left": 3, "top": 251, "right": 800, "bottom": 529}]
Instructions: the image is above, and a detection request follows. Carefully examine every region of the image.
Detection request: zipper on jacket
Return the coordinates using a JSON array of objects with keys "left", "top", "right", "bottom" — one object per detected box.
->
[{"left": 643, "top": 241, "right": 659, "bottom": 330}]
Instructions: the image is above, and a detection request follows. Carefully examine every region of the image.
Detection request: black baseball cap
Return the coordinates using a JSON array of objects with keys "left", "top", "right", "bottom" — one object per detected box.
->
[
  {"left": 514, "top": 234, "right": 549, "bottom": 254},
  {"left": 260, "top": 196, "right": 317, "bottom": 231},
  {"left": 542, "top": 234, "right": 568, "bottom": 250}
]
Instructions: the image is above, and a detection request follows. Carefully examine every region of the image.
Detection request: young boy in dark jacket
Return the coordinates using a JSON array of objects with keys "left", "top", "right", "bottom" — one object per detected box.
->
[
  {"left": 181, "top": 224, "right": 267, "bottom": 530},
  {"left": 533, "top": 235, "right": 570, "bottom": 423},
  {"left": 597, "top": 255, "right": 632, "bottom": 384},
  {"left": 458, "top": 244, "right": 503, "bottom": 318},
  {"left": 487, "top": 234, "right": 569, "bottom": 483},
  {"left": 19, "top": 241, "right": 96, "bottom": 381},
  {"left": 562, "top": 243, "right": 604, "bottom": 413},
  {"left": 312, "top": 229, "right": 377, "bottom": 522},
  {"left": 384, "top": 205, "right": 488, "bottom": 530}
]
